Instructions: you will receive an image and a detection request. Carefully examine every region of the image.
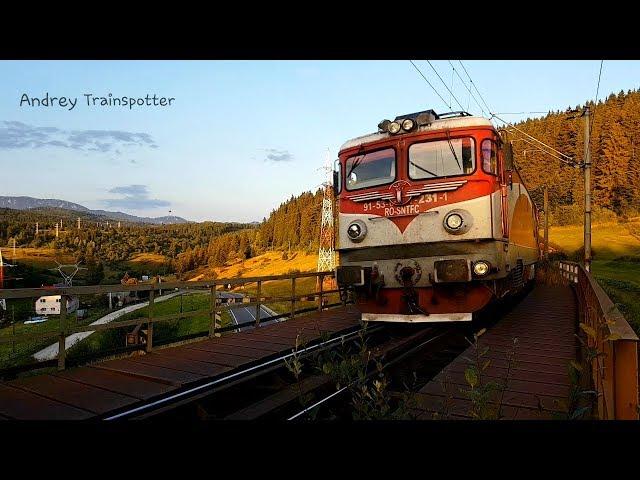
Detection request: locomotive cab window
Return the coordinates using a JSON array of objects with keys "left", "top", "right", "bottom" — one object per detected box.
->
[
  {"left": 481, "top": 139, "right": 498, "bottom": 175},
  {"left": 345, "top": 148, "right": 396, "bottom": 191},
  {"left": 408, "top": 137, "right": 475, "bottom": 180}
]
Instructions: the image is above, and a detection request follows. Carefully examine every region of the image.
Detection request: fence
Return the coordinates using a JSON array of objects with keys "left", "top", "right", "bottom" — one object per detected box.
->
[
  {"left": 0, "top": 271, "right": 342, "bottom": 376},
  {"left": 558, "top": 261, "right": 639, "bottom": 420}
]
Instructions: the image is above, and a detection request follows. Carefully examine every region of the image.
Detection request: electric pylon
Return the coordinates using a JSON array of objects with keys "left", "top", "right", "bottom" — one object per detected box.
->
[{"left": 317, "top": 148, "right": 336, "bottom": 273}]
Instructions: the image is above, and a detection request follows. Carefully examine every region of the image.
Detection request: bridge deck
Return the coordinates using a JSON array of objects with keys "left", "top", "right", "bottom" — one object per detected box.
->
[
  {"left": 0, "top": 306, "right": 361, "bottom": 420},
  {"left": 412, "top": 285, "right": 578, "bottom": 420}
]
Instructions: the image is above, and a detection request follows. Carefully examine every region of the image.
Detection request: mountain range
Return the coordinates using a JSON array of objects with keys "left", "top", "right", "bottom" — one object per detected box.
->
[{"left": 0, "top": 196, "right": 189, "bottom": 224}]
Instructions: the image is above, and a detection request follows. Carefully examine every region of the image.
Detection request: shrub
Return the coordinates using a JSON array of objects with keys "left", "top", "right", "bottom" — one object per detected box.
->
[{"left": 569, "top": 246, "right": 596, "bottom": 263}]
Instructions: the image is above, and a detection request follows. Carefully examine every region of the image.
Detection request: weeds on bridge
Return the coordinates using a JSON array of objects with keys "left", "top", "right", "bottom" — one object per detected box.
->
[
  {"left": 434, "top": 331, "right": 519, "bottom": 420},
  {"left": 461, "top": 331, "right": 518, "bottom": 419},
  {"left": 551, "top": 312, "right": 607, "bottom": 419},
  {"left": 284, "top": 332, "right": 315, "bottom": 414},
  {"left": 287, "top": 323, "right": 417, "bottom": 420}
]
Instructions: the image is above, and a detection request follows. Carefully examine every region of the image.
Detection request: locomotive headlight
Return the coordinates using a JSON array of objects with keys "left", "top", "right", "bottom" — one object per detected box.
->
[
  {"left": 388, "top": 121, "right": 401, "bottom": 134},
  {"left": 378, "top": 119, "right": 391, "bottom": 133},
  {"left": 443, "top": 209, "right": 473, "bottom": 235},
  {"left": 473, "top": 261, "right": 491, "bottom": 277},
  {"left": 347, "top": 220, "right": 367, "bottom": 242},
  {"left": 444, "top": 213, "right": 463, "bottom": 230},
  {"left": 401, "top": 118, "right": 415, "bottom": 131}
]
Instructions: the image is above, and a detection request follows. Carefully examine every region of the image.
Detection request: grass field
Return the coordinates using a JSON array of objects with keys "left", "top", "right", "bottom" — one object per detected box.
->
[
  {"left": 548, "top": 221, "right": 640, "bottom": 334},
  {"left": 548, "top": 221, "right": 640, "bottom": 260},
  {"left": 0, "top": 299, "right": 110, "bottom": 370},
  {"left": 2, "top": 247, "right": 75, "bottom": 269}
]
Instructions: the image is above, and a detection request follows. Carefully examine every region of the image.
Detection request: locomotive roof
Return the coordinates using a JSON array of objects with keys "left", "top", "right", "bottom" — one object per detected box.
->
[{"left": 339, "top": 115, "right": 495, "bottom": 152}]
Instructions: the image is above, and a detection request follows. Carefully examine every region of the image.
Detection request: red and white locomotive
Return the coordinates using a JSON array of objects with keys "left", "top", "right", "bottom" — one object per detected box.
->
[{"left": 333, "top": 110, "right": 540, "bottom": 323}]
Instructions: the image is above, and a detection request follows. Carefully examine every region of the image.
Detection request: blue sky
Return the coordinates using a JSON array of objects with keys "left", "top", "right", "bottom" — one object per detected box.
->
[{"left": 1, "top": 60, "right": 637, "bottom": 222}]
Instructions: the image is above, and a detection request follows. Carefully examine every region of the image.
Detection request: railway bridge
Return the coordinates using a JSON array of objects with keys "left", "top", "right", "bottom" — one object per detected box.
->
[{"left": 0, "top": 263, "right": 637, "bottom": 420}]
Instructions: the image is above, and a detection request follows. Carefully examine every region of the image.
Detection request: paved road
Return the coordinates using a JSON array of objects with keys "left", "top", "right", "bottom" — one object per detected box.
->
[
  {"left": 218, "top": 291, "right": 279, "bottom": 332},
  {"left": 33, "top": 291, "right": 183, "bottom": 361}
]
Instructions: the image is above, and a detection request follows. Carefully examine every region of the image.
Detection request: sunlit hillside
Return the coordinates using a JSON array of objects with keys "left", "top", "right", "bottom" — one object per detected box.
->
[{"left": 188, "top": 251, "right": 319, "bottom": 281}]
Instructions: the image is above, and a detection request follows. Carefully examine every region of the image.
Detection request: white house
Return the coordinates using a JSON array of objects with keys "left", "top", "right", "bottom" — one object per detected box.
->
[{"left": 35, "top": 295, "right": 79, "bottom": 315}]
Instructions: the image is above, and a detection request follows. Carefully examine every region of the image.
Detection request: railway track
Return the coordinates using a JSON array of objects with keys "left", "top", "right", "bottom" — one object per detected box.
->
[
  {"left": 140, "top": 323, "right": 473, "bottom": 421},
  {"left": 106, "top": 287, "right": 530, "bottom": 421}
]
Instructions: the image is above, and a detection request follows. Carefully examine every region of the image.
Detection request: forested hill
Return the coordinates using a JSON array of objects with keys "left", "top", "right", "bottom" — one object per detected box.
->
[
  {"left": 0, "top": 206, "right": 254, "bottom": 265},
  {"left": 173, "top": 190, "right": 324, "bottom": 275},
  {"left": 513, "top": 88, "right": 640, "bottom": 221}
]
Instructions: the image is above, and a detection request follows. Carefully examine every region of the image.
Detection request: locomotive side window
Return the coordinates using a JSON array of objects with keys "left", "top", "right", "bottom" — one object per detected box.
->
[
  {"left": 345, "top": 148, "right": 396, "bottom": 191},
  {"left": 408, "top": 137, "right": 475, "bottom": 180},
  {"left": 481, "top": 139, "right": 498, "bottom": 175}
]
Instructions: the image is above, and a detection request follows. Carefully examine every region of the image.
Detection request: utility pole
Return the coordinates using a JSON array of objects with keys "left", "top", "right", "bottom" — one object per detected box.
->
[
  {"left": 35, "top": 222, "right": 39, "bottom": 235},
  {"left": 60, "top": 219, "right": 63, "bottom": 230},
  {"left": 55, "top": 223, "right": 59, "bottom": 238},
  {"left": 77, "top": 217, "right": 80, "bottom": 230},
  {"left": 543, "top": 187, "right": 549, "bottom": 259},
  {"left": 583, "top": 106, "right": 592, "bottom": 272}
]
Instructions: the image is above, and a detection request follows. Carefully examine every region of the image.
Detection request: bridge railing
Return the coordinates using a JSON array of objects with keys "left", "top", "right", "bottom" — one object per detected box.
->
[
  {"left": 0, "top": 271, "right": 343, "bottom": 377},
  {"left": 558, "top": 260, "right": 639, "bottom": 420}
]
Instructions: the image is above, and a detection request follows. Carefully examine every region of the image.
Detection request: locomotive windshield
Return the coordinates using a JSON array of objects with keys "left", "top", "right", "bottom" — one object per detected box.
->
[
  {"left": 408, "top": 137, "right": 475, "bottom": 180},
  {"left": 345, "top": 148, "right": 396, "bottom": 190}
]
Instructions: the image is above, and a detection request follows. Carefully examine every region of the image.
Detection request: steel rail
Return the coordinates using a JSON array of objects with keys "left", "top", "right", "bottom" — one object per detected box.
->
[{"left": 104, "top": 324, "right": 383, "bottom": 420}]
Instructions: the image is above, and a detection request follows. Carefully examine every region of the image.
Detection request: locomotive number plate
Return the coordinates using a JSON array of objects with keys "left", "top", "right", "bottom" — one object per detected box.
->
[{"left": 361, "top": 192, "right": 449, "bottom": 217}]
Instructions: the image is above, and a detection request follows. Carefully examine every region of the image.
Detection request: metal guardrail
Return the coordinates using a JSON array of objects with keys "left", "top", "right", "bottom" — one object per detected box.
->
[
  {"left": 558, "top": 261, "right": 639, "bottom": 420},
  {"left": 0, "top": 271, "right": 342, "bottom": 374}
]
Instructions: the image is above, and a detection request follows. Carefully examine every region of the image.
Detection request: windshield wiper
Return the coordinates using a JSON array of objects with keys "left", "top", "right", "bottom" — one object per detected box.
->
[
  {"left": 346, "top": 147, "right": 366, "bottom": 180},
  {"left": 446, "top": 130, "right": 462, "bottom": 171},
  {"left": 410, "top": 161, "right": 437, "bottom": 177}
]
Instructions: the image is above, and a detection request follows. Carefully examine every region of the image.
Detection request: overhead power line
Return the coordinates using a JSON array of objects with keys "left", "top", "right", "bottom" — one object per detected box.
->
[
  {"left": 426, "top": 60, "right": 466, "bottom": 111},
  {"left": 408, "top": 60, "right": 450, "bottom": 110},
  {"left": 458, "top": 61, "right": 493, "bottom": 115},
  {"left": 447, "top": 60, "right": 486, "bottom": 116},
  {"left": 511, "top": 133, "right": 578, "bottom": 167},
  {"left": 409, "top": 60, "right": 575, "bottom": 167},
  {"left": 494, "top": 111, "right": 549, "bottom": 115},
  {"left": 492, "top": 113, "right": 575, "bottom": 165},
  {"left": 590, "top": 60, "right": 604, "bottom": 138}
]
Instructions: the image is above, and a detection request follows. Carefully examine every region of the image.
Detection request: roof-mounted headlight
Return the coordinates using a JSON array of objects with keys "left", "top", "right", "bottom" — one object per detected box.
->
[
  {"left": 378, "top": 119, "right": 391, "bottom": 133},
  {"left": 401, "top": 118, "right": 415, "bottom": 131},
  {"left": 388, "top": 121, "right": 401, "bottom": 135}
]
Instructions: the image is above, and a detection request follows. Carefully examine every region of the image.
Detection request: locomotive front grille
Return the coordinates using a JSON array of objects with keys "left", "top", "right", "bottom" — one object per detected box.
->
[{"left": 434, "top": 259, "right": 471, "bottom": 283}]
